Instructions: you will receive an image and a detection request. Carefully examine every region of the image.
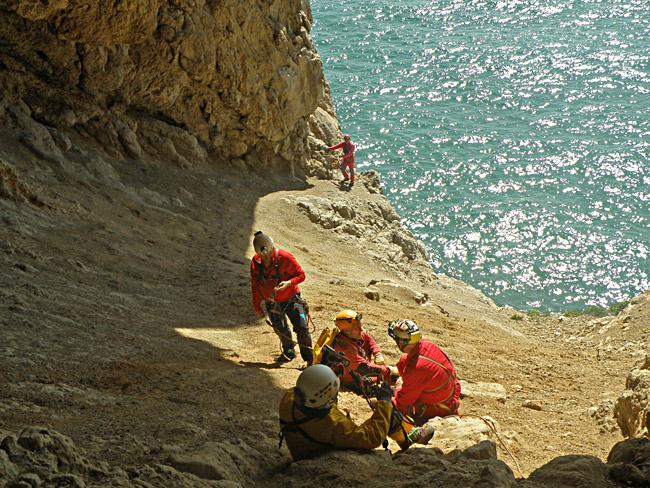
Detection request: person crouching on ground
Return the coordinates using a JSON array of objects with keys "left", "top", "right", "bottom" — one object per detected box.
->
[
  {"left": 388, "top": 319, "right": 461, "bottom": 425},
  {"left": 250, "top": 231, "right": 313, "bottom": 365},
  {"left": 278, "top": 364, "right": 393, "bottom": 460},
  {"left": 333, "top": 309, "right": 399, "bottom": 393}
]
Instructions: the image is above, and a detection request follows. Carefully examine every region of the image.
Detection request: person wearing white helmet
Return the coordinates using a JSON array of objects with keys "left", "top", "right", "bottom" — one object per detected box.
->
[
  {"left": 325, "top": 134, "right": 356, "bottom": 186},
  {"left": 250, "top": 231, "right": 313, "bottom": 365},
  {"left": 278, "top": 364, "right": 393, "bottom": 460},
  {"left": 388, "top": 319, "right": 461, "bottom": 424}
]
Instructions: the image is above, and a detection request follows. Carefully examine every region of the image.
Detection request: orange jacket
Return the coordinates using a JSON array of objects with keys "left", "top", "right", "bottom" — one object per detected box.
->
[
  {"left": 394, "top": 340, "right": 461, "bottom": 417},
  {"left": 250, "top": 249, "right": 305, "bottom": 315},
  {"left": 279, "top": 388, "right": 391, "bottom": 460}
]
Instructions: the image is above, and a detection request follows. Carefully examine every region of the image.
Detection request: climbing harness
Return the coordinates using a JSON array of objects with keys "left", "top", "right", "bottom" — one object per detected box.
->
[
  {"left": 279, "top": 403, "right": 331, "bottom": 448},
  {"left": 265, "top": 295, "right": 315, "bottom": 358}
]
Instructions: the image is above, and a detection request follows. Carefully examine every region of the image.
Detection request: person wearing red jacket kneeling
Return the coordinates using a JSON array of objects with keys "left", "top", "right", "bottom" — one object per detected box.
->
[
  {"left": 332, "top": 309, "right": 399, "bottom": 393},
  {"left": 388, "top": 319, "right": 461, "bottom": 425}
]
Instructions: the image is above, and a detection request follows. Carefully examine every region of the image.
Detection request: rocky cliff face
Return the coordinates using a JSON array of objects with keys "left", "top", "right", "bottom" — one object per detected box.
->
[
  {"left": 0, "top": 0, "right": 337, "bottom": 173},
  {"left": 1, "top": 2, "right": 649, "bottom": 488}
]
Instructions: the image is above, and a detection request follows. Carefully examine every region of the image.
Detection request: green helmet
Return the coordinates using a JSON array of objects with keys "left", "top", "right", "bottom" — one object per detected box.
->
[
  {"left": 253, "top": 231, "right": 274, "bottom": 255},
  {"left": 388, "top": 319, "right": 421, "bottom": 345}
]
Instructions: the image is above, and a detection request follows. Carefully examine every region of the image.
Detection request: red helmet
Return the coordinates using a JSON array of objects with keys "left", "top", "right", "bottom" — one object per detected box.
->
[{"left": 343, "top": 134, "right": 351, "bottom": 141}]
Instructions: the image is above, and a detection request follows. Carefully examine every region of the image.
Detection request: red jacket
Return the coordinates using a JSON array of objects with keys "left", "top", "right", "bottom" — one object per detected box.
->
[
  {"left": 333, "top": 332, "right": 389, "bottom": 389},
  {"left": 394, "top": 340, "right": 461, "bottom": 416},
  {"left": 327, "top": 141, "right": 355, "bottom": 164},
  {"left": 250, "top": 249, "right": 305, "bottom": 315}
]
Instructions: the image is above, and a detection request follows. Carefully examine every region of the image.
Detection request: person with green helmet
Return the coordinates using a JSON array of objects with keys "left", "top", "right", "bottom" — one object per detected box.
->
[
  {"left": 250, "top": 231, "right": 313, "bottom": 365},
  {"left": 388, "top": 319, "right": 461, "bottom": 425}
]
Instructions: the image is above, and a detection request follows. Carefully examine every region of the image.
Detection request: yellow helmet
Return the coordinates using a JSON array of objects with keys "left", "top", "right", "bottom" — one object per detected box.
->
[
  {"left": 388, "top": 319, "right": 421, "bottom": 345},
  {"left": 335, "top": 309, "right": 362, "bottom": 331}
]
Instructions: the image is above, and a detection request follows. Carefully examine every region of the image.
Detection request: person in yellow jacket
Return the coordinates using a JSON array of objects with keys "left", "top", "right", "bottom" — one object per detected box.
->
[
  {"left": 279, "top": 364, "right": 392, "bottom": 460},
  {"left": 278, "top": 364, "right": 435, "bottom": 460}
]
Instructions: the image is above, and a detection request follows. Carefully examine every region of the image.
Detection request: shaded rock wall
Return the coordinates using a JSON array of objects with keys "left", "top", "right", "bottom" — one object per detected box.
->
[{"left": 0, "top": 0, "right": 333, "bottom": 173}]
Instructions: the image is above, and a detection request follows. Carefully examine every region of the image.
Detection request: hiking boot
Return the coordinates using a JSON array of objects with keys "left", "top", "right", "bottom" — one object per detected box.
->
[
  {"left": 275, "top": 348, "right": 296, "bottom": 363},
  {"left": 398, "top": 423, "right": 435, "bottom": 451},
  {"left": 411, "top": 423, "right": 435, "bottom": 445}
]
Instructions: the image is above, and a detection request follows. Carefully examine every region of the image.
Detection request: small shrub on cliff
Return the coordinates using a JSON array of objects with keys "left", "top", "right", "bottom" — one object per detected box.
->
[
  {"left": 564, "top": 306, "right": 608, "bottom": 318},
  {"left": 526, "top": 309, "right": 550, "bottom": 318},
  {"left": 608, "top": 300, "right": 629, "bottom": 315}
]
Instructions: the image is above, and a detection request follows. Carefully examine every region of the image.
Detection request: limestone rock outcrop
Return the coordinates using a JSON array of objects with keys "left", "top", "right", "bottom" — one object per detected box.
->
[
  {"left": 290, "top": 180, "right": 433, "bottom": 284},
  {"left": 0, "top": 0, "right": 334, "bottom": 173},
  {"left": 614, "top": 356, "right": 650, "bottom": 438},
  {"left": 0, "top": 426, "right": 279, "bottom": 487}
]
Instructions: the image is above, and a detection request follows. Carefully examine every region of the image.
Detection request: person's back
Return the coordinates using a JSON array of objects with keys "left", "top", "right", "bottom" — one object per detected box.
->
[
  {"left": 278, "top": 387, "right": 391, "bottom": 460},
  {"left": 278, "top": 364, "right": 392, "bottom": 460},
  {"left": 389, "top": 320, "right": 461, "bottom": 422},
  {"left": 395, "top": 339, "right": 460, "bottom": 417}
]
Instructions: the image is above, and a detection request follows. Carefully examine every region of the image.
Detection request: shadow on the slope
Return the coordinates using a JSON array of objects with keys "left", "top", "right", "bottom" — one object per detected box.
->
[
  {"left": 1, "top": 130, "right": 317, "bottom": 429},
  {"left": 237, "top": 360, "right": 306, "bottom": 371},
  {"left": 336, "top": 181, "right": 353, "bottom": 192}
]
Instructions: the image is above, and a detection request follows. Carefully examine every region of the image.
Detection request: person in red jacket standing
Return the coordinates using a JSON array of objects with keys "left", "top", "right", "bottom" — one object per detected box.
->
[
  {"left": 326, "top": 134, "right": 356, "bottom": 186},
  {"left": 250, "top": 231, "right": 313, "bottom": 365},
  {"left": 332, "top": 309, "right": 399, "bottom": 393},
  {"left": 388, "top": 319, "right": 461, "bottom": 425}
]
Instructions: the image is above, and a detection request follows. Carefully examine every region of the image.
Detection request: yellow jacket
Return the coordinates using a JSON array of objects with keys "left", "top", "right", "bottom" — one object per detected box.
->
[{"left": 279, "top": 388, "right": 391, "bottom": 460}]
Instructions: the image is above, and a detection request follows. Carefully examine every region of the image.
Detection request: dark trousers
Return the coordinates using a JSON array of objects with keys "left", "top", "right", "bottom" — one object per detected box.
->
[{"left": 265, "top": 296, "right": 313, "bottom": 363}]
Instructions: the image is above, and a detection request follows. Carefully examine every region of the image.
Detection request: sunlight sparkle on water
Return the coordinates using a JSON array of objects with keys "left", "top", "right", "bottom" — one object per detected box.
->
[{"left": 312, "top": 0, "right": 650, "bottom": 311}]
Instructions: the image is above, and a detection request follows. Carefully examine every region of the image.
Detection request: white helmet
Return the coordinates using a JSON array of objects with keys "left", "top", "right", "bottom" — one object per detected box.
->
[{"left": 296, "top": 364, "right": 340, "bottom": 409}]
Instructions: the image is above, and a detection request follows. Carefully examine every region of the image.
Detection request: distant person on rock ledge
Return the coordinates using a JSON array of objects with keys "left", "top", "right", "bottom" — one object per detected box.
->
[
  {"left": 250, "top": 231, "right": 313, "bottom": 365},
  {"left": 388, "top": 319, "right": 461, "bottom": 425},
  {"left": 326, "top": 134, "right": 355, "bottom": 186}
]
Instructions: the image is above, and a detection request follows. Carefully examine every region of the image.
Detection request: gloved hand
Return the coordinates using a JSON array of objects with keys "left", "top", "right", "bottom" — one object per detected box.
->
[
  {"left": 388, "top": 366, "right": 400, "bottom": 378},
  {"left": 374, "top": 353, "right": 386, "bottom": 365},
  {"left": 375, "top": 382, "right": 394, "bottom": 403}
]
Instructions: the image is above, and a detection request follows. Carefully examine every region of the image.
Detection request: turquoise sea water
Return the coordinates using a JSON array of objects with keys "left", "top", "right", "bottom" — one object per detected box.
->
[{"left": 311, "top": 0, "right": 650, "bottom": 311}]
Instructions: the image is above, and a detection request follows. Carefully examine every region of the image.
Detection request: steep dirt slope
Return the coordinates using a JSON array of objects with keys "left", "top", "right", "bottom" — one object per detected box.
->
[{"left": 2, "top": 130, "right": 647, "bottom": 486}]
